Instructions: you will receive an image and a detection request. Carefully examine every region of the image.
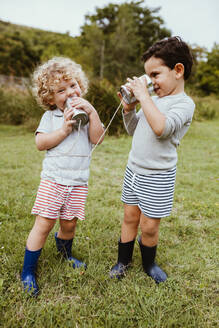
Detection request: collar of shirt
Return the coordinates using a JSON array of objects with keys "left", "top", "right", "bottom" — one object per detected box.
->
[{"left": 52, "top": 108, "right": 64, "bottom": 117}]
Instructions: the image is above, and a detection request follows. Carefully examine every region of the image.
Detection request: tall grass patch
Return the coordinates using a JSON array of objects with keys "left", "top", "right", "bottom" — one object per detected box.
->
[
  {"left": 0, "top": 86, "right": 44, "bottom": 129},
  {"left": 193, "top": 95, "right": 219, "bottom": 121}
]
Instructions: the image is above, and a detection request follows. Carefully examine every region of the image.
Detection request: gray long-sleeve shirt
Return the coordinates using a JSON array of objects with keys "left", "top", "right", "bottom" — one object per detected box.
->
[{"left": 123, "top": 92, "right": 195, "bottom": 175}]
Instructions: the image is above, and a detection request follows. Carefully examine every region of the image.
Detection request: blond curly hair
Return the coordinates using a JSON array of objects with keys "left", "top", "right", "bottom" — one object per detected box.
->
[{"left": 32, "top": 57, "right": 89, "bottom": 110}]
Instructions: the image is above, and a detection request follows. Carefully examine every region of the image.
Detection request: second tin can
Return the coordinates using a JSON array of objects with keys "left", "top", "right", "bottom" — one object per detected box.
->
[{"left": 120, "top": 74, "right": 154, "bottom": 104}]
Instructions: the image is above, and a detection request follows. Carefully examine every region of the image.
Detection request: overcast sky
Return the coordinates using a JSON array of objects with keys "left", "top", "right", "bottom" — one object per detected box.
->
[{"left": 0, "top": 0, "right": 218, "bottom": 51}]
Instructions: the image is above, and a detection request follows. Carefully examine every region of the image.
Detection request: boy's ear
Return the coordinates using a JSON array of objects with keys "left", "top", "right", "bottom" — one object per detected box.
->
[{"left": 174, "top": 63, "right": 184, "bottom": 79}]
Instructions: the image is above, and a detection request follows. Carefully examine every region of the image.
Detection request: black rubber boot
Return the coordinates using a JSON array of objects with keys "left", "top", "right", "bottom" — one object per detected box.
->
[
  {"left": 55, "top": 232, "right": 87, "bottom": 269},
  {"left": 109, "top": 238, "right": 135, "bottom": 279},
  {"left": 138, "top": 236, "right": 167, "bottom": 284}
]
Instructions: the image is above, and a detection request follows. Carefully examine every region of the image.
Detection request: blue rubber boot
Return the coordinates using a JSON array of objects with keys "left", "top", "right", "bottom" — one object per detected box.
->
[
  {"left": 21, "top": 248, "right": 42, "bottom": 296},
  {"left": 138, "top": 236, "right": 167, "bottom": 284},
  {"left": 109, "top": 238, "right": 135, "bottom": 279},
  {"left": 54, "top": 232, "right": 87, "bottom": 269}
]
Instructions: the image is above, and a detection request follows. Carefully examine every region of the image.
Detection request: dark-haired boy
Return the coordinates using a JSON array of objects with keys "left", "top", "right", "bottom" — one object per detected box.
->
[{"left": 110, "top": 37, "right": 195, "bottom": 283}]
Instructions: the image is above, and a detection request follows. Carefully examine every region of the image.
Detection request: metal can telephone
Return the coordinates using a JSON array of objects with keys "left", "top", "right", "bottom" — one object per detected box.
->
[
  {"left": 66, "top": 97, "right": 89, "bottom": 127},
  {"left": 120, "top": 74, "right": 154, "bottom": 104}
]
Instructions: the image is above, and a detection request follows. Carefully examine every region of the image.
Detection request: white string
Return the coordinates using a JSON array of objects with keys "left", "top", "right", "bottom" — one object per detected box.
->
[
  {"left": 47, "top": 100, "right": 123, "bottom": 159},
  {"left": 90, "top": 100, "right": 123, "bottom": 155}
]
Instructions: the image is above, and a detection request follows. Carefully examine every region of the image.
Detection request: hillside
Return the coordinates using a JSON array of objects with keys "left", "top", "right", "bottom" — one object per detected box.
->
[{"left": 0, "top": 19, "right": 82, "bottom": 77}]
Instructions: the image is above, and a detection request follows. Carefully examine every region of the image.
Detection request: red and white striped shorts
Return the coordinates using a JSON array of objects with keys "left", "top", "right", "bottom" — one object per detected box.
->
[{"left": 31, "top": 179, "right": 88, "bottom": 221}]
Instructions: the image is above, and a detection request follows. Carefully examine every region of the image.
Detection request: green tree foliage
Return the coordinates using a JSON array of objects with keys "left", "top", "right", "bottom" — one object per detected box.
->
[
  {"left": 0, "top": 27, "right": 41, "bottom": 76},
  {"left": 188, "top": 45, "right": 207, "bottom": 84},
  {"left": 1, "top": 4, "right": 219, "bottom": 97},
  {"left": 78, "top": 23, "right": 105, "bottom": 78},
  {"left": 80, "top": 0, "right": 171, "bottom": 84},
  {"left": 86, "top": 79, "right": 124, "bottom": 135},
  {"left": 0, "top": 20, "right": 83, "bottom": 76},
  {"left": 194, "top": 44, "right": 219, "bottom": 95}
]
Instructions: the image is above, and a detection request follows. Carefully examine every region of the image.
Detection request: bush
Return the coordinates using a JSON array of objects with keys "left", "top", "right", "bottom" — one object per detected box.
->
[
  {"left": 0, "top": 83, "right": 218, "bottom": 135},
  {"left": 0, "top": 86, "right": 43, "bottom": 130},
  {"left": 86, "top": 79, "right": 125, "bottom": 136},
  {"left": 193, "top": 96, "right": 219, "bottom": 121},
  {"left": 0, "top": 80, "right": 125, "bottom": 135}
]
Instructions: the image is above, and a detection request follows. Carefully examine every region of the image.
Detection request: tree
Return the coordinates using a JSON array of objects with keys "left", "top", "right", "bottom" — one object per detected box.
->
[
  {"left": 194, "top": 44, "right": 219, "bottom": 95},
  {"left": 80, "top": 0, "right": 171, "bottom": 84},
  {"left": 0, "top": 30, "right": 40, "bottom": 76},
  {"left": 0, "top": 20, "right": 83, "bottom": 77},
  {"left": 78, "top": 23, "right": 105, "bottom": 78}
]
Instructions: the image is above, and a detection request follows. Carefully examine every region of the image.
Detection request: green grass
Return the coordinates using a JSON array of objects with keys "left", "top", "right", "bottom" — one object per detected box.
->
[{"left": 0, "top": 121, "right": 218, "bottom": 328}]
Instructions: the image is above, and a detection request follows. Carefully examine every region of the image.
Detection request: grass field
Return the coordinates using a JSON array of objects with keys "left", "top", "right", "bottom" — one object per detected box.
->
[{"left": 0, "top": 120, "right": 218, "bottom": 328}]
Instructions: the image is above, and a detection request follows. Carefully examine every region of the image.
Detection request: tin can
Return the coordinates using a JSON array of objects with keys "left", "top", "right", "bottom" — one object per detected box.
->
[
  {"left": 120, "top": 74, "right": 154, "bottom": 104},
  {"left": 66, "top": 97, "right": 89, "bottom": 127}
]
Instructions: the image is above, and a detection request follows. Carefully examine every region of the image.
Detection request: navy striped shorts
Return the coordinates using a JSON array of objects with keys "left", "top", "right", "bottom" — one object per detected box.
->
[{"left": 121, "top": 166, "right": 176, "bottom": 218}]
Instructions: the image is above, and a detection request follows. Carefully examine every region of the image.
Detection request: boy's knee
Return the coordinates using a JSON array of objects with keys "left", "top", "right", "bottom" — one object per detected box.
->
[
  {"left": 141, "top": 228, "right": 157, "bottom": 239},
  {"left": 124, "top": 205, "right": 140, "bottom": 225},
  {"left": 124, "top": 214, "right": 140, "bottom": 227},
  {"left": 60, "top": 218, "right": 77, "bottom": 233},
  {"left": 140, "top": 220, "right": 159, "bottom": 238},
  {"left": 35, "top": 216, "right": 55, "bottom": 235}
]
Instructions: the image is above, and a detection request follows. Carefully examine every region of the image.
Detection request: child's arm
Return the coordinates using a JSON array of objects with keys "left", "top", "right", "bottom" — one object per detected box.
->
[
  {"left": 117, "top": 91, "right": 137, "bottom": 114},
  {"left": 127, "top": 77, "right": 166, "bottom": 136},
  {"left": 116, "top": 90, "right": 139, "bottom": 135},
  {"left": 70, "top": 97, "right": 104, "bottom": 145},
  {"left": 122, "top": 109, "right": 139, "bottom": 136},
  {"left": 36, "top": 107, "right": 75, "bottom": 151},
  {"left": 88, "top": 110, "right": 105, "bottom": 144}
]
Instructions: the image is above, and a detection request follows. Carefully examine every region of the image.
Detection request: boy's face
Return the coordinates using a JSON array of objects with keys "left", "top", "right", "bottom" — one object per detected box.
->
[
  {"left": 50, "top": 78, "right": 82, "bottom": 110},
  {"left": 144, "top": 57, "right": 184, "bottom": 97}
]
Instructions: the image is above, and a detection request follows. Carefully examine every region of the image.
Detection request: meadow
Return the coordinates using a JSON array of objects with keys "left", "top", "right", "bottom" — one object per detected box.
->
[{"left": 0, "top": 118, "right": 218, "bottom": 327}]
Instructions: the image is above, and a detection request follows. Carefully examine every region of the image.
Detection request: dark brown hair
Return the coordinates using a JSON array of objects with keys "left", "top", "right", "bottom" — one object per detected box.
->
[{"left": 142, "top": 36, "right": 193, "bottom": 80}]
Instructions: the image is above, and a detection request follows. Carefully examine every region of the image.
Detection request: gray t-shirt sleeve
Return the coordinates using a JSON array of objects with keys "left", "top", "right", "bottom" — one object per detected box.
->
[
  {"left": 159, "top": 98, "right": 195, "bottom": 139},
  {"left": 122, "top": 108, "right": 140, "bottom": 136},
  {"left": 36, "top": 111, "right": 53, "bottom": 134}
]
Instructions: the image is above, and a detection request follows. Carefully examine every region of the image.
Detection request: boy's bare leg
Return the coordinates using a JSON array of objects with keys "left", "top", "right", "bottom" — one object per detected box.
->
[
  {"left": 121, "top": 204, "right": 141, "bottom": 242},
  {"left": 109, "top": 204, "right": 140, "bottom": 278},
  {"left": 55, "top": 218, "right": 86, "bottom": 269},
  {"left": 138, "top": 214, "right": 167, "bottom": 283},
  {"left": 26, "top": 215, "right": 56, "bottom": 251},
  {"left": 139, "top": 214, "right": 161, "bottom": 246},
  {"left": 57, "top": 218, "right": 77, "bottom": 240}
]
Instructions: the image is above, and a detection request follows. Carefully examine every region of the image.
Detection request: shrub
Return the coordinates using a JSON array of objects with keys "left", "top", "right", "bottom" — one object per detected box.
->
[
  {"left": 193, "top": 96, "right": 218, "bottom": 121},
  {"left": 0, "top": 86, "right": 43, "bottom": 129},
  {"left": 0, "top": 80, "right": 125, "bottom": 135},
  {"left": 0, "top": 83, "right": 218, "bottom": 134},
  {"left": 86, "top": 79, "right": 125, "bottom": 136}
]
